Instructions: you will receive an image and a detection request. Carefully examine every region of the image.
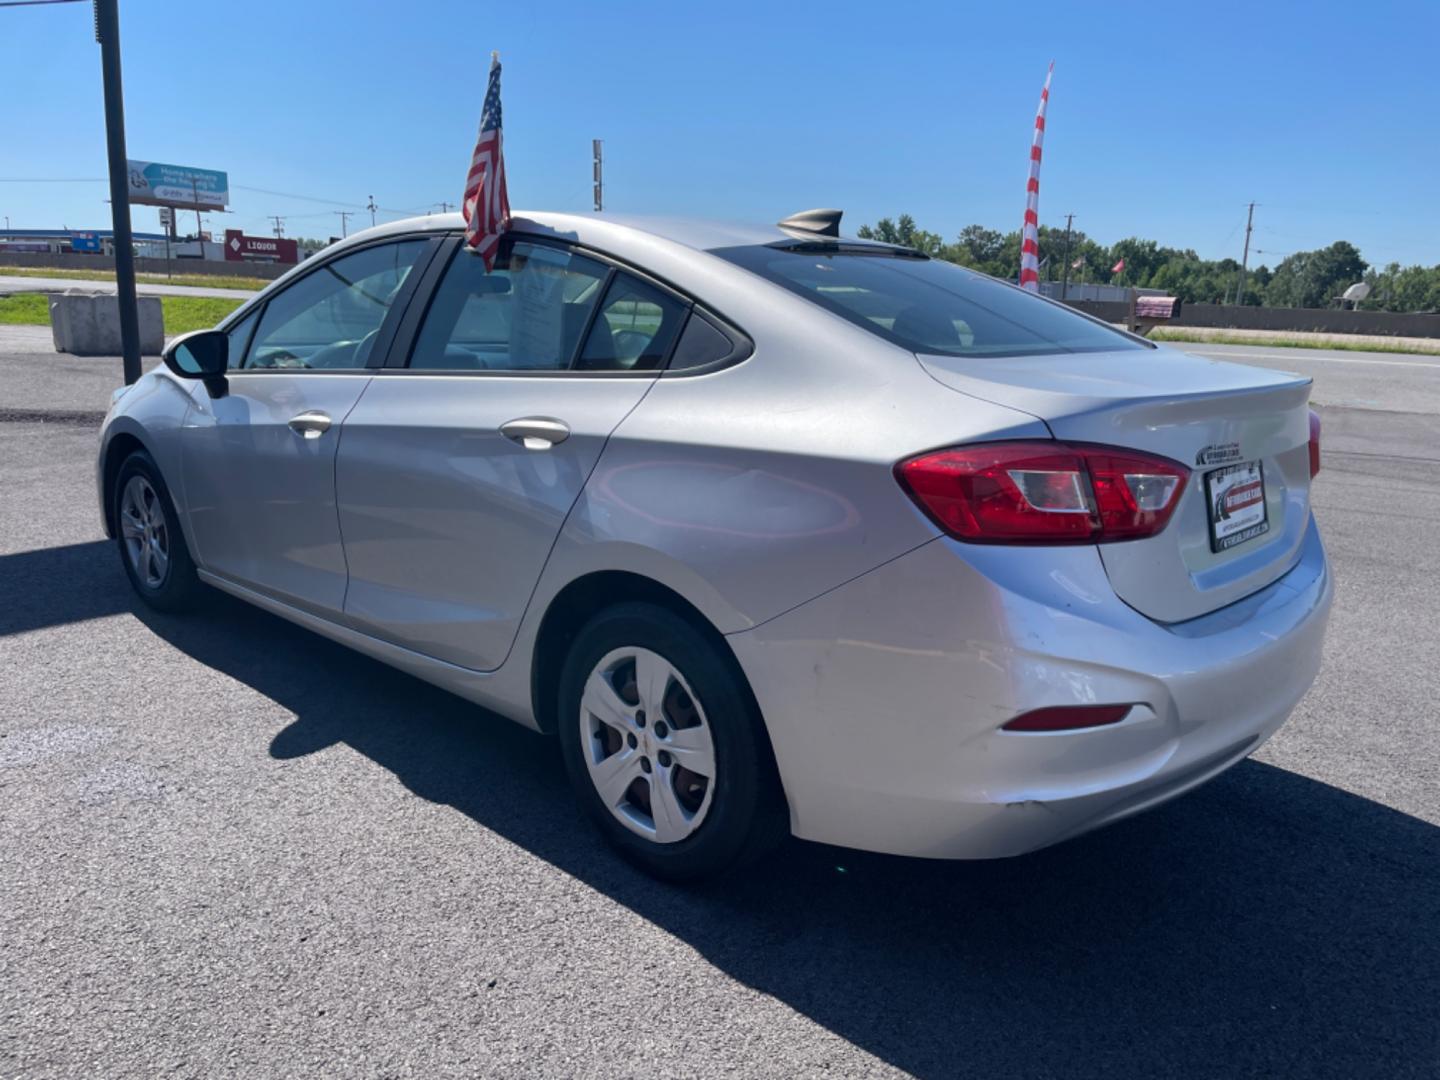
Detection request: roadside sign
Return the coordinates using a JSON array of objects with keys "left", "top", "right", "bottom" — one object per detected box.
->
[
  {"left": 224, "top": 229, "right": 298, "bottom": 264},
  {"left": 158, "top": 207, "right": 173, "bottom": 229},
  {"left": 71, "top": 232, "right": 102, "bottom": 253},
  {"left": 126, "top": 160, "right": 229, "bottom": 211}
]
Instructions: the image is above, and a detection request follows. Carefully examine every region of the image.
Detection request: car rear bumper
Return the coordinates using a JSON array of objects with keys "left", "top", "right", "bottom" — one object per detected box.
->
[{"left": 727, "top": 515, "right": 1332, "bottom": 859}]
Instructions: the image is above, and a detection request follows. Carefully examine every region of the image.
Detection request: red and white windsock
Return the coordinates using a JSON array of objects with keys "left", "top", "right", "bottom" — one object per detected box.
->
[{"left": 1018, "top": 62, "right": 1054, "bottom": 292}]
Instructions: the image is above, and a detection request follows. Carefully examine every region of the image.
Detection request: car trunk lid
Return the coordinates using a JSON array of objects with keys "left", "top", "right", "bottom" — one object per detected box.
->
[{"left": 917, "top": 346, "right": 1314, "bottom": 623}]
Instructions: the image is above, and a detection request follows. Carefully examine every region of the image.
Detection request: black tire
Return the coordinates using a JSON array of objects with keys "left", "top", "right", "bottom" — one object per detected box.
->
[
  {"left": 557, "top": 602, "right": 787, "bottom": 882},
  {"left": 113, "top": 449, "right": 204, "bottom": 613}
]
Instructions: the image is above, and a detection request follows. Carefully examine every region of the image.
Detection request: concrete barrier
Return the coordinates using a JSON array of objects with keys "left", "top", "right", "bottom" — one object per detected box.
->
[
  {"left": 1064, "top": 299, "right": 1440, "bottom": 339},
  {"left": 49, "top": 291, "right": 164, "bottom": 356}
]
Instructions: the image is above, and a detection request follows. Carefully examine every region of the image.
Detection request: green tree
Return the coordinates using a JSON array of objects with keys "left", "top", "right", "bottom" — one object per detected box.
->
[
  {"left": 1265, "top": 241, "right": 1368, "bottom": 309},
  {"left": 851, "top": 216, "right": 1440, "bottom": 311}
]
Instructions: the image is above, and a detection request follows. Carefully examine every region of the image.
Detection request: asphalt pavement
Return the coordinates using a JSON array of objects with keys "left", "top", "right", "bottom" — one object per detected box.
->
[{"left": 2, "top": 334, "right": 1438, "bottom": 1078}]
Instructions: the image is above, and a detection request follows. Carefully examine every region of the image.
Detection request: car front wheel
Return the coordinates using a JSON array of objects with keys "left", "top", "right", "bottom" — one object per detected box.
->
[
  {"left": 114, "top": 449, "right": 203, "bottom": 612},
  {"left": 557, "top": 602, "right": 785, "bottom": 881}
]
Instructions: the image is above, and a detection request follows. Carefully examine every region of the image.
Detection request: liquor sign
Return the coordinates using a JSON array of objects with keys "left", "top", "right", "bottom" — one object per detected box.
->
[
  {"left": 127, "top": 160, "right": 229, "bottom": 211},
  {"left": 224, "top": 229, "right": 298, "bottom": 264}
]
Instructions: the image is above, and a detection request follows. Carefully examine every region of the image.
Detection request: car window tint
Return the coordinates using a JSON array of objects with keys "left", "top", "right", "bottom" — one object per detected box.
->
[
  {"left": 224, "top": 309, "right": 260, "bottom": 370},
  {"left": 243, "top": 240, "right": 426, "bottom": 370},
  {"left": 577, "top": 273, "right": 687, "bottom": 371},
  {"left": 410, "top": 241, "right": 609, "bottom": 371},
  {"left": 712, "top": 245, "right": 1145, "bottom": 358},
  {"left": 668, "top": 311, "right": 736, "bottom": 371}
]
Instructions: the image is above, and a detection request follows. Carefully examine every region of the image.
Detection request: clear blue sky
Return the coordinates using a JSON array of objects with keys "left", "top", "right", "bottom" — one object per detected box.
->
[{"left": 3, "top": 0, "right": 1437, "bottom": 269}]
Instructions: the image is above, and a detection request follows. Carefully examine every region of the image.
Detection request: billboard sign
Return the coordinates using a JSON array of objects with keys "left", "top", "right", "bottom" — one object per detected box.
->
[
  {"left": 224, "top": 229, "right": 298, "bottom": 264},
  {"left": 126, "top": 160, "right": 229, "bottom": 211},
  {"left": 71, "top": 231, "right": 102, "bottom": 253}
]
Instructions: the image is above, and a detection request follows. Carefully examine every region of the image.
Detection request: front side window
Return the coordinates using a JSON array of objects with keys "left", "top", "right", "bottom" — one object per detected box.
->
[
  {"left": 240, "top": 239, "right": 427, "bottom": 370},
  {"left": 713, "top": 244, "right": 1146, "bottom": 358},
  {"left": 224, "top": 309, "right": 259, "bottom": 371},
  {"left": 410, "top": 241, "right": 610, "bottom": 371}
]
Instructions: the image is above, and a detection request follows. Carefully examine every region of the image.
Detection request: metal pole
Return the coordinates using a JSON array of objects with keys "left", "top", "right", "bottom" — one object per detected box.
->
[
  {"left": 1234, "top": 201, "right": 1255, "bottom": 306},
  {"left": 191, "top": 176, "right": 202, "bottom": 244},
  {"left": 592, "top": 140, "right": 603, "bottom": 212},
  {"left": 94, "top": 0, "right": 141, "bottom": 385},
  {"left": 1059, "top": 213, "right": 1074, "bottom": 301}
]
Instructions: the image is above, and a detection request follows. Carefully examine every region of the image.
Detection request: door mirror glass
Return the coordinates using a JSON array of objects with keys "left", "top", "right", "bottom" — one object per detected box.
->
[{"left": 163, "top": 329, "right": 228, "bottom": 379}]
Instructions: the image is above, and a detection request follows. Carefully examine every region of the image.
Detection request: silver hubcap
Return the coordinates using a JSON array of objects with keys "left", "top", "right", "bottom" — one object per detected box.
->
[
  {"left": 580, "top": 646, "right": 716, "bottom": 844},
  {"left": 119, "top": 475, "right": 170, "bottom": 589}
]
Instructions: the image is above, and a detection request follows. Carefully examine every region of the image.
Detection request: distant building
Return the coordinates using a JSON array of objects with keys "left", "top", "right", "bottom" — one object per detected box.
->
[{"left": 0, "top": 227, "right": 170, "bottom": 257}]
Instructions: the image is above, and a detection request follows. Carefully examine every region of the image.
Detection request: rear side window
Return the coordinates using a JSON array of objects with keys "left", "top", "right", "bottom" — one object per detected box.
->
[
  {"left": 577, "top": 274, "right": 687, "bottom": 371},
  {"left": 668, "top": 311, "right": 741, "bottom": 371},
  {"left": 713, "top": 245, "right": 1145, "bottom": 358},
  {"left": 410, "top": 241, "right": 609, "bottom": 371}
]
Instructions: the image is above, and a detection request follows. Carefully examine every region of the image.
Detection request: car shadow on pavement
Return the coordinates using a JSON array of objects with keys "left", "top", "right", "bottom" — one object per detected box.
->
[
  {"left": 0, "top": 541, "right": 131, "bottom": 637},
  {"left": 7, "top": 542, "right": 1437, "bottom": 1079}
]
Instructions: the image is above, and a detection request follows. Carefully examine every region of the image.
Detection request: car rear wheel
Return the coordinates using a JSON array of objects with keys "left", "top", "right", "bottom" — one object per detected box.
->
[
  {"left": 557, "top": 602, "right": 786, "bottom": 881},
  {"left": 114, "top": 450, "right": 203, "bottom": 612}
]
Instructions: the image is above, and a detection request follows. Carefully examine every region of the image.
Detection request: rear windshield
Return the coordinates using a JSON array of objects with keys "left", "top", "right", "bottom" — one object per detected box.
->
[{"left": 712, "top": 244, "right": 1146, "bottom": 358}]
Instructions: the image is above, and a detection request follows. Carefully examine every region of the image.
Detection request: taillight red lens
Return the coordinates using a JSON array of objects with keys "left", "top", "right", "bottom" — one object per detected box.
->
[
  {"left": 1308, "top": 409, "right": 1321, "bottom": 478},
  {"left": 1002, "top": 704, "right": 1133, "bottom": 732},
  {"left": 896, "top": 441, "right": 1189, "bottom": 544}
]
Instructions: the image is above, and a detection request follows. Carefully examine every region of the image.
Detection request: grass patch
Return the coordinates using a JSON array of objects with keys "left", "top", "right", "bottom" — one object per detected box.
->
[
  {"left": 162, "top": 296, "right": 246, "bottom": 334},
  {"left": 0, "top": 292, "right": 243, "bottom": 335},
  {"left": 1150, "top": 327, "right": 1440, "bottom": 356},
  {"left": 0, "top": 264, "right": 268, "bottom": 292},
  {"left": 0, "top": 293, "right": 52, "bottom": 325}
]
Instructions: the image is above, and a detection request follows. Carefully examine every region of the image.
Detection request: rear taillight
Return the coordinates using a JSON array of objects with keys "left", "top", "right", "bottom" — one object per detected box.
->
[
  {"left": 1308, "top": 409, "right": 1321, "bottom": 478},
  {"left": 896, "top": 441, "right": 1189, "bottom": 544},
  {"left": 1002, "top": 705, "right": 1133, "bottom": 732}
]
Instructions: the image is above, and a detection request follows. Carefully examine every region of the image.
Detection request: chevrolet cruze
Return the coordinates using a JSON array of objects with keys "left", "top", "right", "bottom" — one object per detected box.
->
[{"left": 98, "top": 209, "right": 1332, "bottom": 879}]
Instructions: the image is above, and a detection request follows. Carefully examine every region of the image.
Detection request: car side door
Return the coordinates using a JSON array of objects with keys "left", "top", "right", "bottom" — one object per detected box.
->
[
  {"left": 180, "top": 236, "right": 436, "bottom": 615},
  {"left": 333, "top": 235, "right": 690, "bottom": 671}
]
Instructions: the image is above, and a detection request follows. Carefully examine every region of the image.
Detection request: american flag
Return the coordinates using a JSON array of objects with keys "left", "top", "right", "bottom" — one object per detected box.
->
[{"left": 462, "top": 53, "right": 510, "bottom": 268}]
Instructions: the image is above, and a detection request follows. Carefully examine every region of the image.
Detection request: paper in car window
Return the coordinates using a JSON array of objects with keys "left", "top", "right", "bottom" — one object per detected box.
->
[{"left": 508, "top": 244, "right": 570, "bottom": 366}]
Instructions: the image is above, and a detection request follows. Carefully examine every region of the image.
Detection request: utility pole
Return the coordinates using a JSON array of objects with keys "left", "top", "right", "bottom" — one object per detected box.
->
[
  {"left": 269, "top": 215, "right": 285, "bottom": 239},
  {"left": 1234, "top": 202, "right": 1256, "bottom": 306},
  {"left": 333, "top": 210, "right": 352, "bottom": 237},
  {"left": 1059, "top": 213, "right": 1075, "bottom": 301},
  {"left": 94, "top": 0, "right": 141, "bottom": 386},
  {"left": 592, "top": 139, "right": 603, "bottom": 212},
  {"left": 434, "top": 201, "right": 454, "bottom": 214},
  {"left": 366, "top": 194, "right": 378, "bottom": 227}
]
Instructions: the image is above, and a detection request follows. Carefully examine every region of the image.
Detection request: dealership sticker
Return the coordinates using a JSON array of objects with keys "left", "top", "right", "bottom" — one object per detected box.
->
[{"left": 1205, "top": 461, "right": 1269, "bottom": 552}]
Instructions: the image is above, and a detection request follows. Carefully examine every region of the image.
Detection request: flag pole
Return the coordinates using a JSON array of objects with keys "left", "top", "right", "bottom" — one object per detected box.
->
[{"left": 1018, "top": 62, "right": 1053, "bottom": 293}]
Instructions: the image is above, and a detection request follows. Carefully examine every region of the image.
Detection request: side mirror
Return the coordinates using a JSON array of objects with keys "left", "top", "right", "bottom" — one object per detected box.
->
[{"left": 163, "top": 329, "right": 228, "bottom": 397}]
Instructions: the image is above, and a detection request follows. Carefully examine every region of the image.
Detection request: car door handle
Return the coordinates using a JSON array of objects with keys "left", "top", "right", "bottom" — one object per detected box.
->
[
  {"left": 500, "top": 417, "right": 570, "bottom": 450},
  {"left": 288, "top": 411, "right": 333, "bottom": 439}
]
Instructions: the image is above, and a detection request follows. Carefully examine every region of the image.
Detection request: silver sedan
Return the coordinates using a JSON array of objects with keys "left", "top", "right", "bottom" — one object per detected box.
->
[{"left": 97, "top": 209, "right": 1332, "bottom": 879}]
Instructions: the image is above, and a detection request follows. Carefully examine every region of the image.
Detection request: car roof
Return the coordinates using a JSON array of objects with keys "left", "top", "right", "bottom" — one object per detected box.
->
[{"left": 332, "top": 210, "right": 905, "bottom": 257}]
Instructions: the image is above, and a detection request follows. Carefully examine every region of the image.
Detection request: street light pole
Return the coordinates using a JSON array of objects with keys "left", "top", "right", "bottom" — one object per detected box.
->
[{"left": 94, "top": 0, "right": 141, "bottom": 385}]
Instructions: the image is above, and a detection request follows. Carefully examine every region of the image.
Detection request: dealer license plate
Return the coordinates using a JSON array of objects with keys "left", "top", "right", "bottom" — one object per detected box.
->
[{"left": 1205, "top": 461, "right": 1269, "bottom": 552}]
